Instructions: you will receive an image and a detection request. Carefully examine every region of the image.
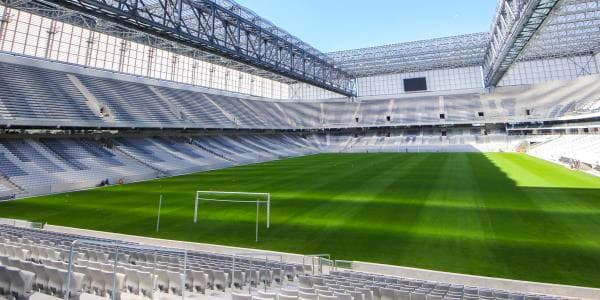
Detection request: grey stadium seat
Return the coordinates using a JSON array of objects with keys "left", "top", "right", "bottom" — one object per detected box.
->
[
  {"left": 299, "top": 291, "right": 318, "bottom": 300},
  {"left": 257, "top": 291, "right": 277, "bottom": 299},
  {"left": 281, "top": 288, "right": 299, "bottom": 297},
  {"left": 232, "top": 292, "right": 253, "bottom": 300},
  {"left": 319, "top": 294, "right": 338, "bottom": 300},
  {"left": 334, "top": 292, "right": 353, "bottom": 300},
  {"left": 279, "top": 294, "right": 299, "bottom": 300}
]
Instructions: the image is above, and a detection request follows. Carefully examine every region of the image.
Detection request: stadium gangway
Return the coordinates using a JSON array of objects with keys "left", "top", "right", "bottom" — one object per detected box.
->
[
  {"left": 232, "top": 251, "right": 283, "bottom": 294},
  {"left": 65, "top": 239, "right": 188, "bottom": 300}
]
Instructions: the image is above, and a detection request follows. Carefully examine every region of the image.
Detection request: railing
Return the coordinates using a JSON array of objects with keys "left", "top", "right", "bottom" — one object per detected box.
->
[
  {"left": 0, "top": 217, "right": 44, "bottom": 229},
  {"left": 232, "top": 252, "right": 283, "bottom": 294},
  {"left": 334, "top": 260, "right": 354, "bottom": 271},
  {"left": 65, "top": 239, "right": 188, "bottom": 300},
  {"left": 303, "top": 254, "right": 332, "bottom": 275}
]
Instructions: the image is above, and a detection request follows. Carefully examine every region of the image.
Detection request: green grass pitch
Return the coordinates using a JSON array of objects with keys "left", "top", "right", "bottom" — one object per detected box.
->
[{"left": 1, "top": 153, "right": 600, "bottom": 288}]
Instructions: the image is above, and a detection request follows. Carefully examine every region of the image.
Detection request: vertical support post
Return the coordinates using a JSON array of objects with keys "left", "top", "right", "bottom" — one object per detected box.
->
[
  {"left": 112, "top": 242, "right": 118, "bottom": 300},
  {"left": 231, "top": 255, "right": 236, "bottom": 290},
  {"left": 64, "top": 240, "right": 78, "bottom": 300},
  {"left": 84, "top": 31, "right": 94, "bottom": 66},
  {"left": 302, "top": 256, "right": 305, "bottom": 273},
  {"left": 44, "top": 20, "right": 57, "bottom": 59},
  {"left": 255, "top": 200, "right": 259, "bottom": 242},
  {"left": 156, "top": 195, "right": 162, "bottom": 232},
  {"left": 248, "top": 256, "right": 252, "bottom": 294},
  {"left": 319, "top": 257, "right": 323, "bottom": 275},
  {"left": 182, "top": 250, "right": 187, "bottom": 300},
  {"left": 266, "top": 193, "right": 270, "bottom": 229},
  {"left": 194, "top": 192, "right": 199, "bottom": 223},
  {"left": 152, "top": 253, "right": 157, "bottom": 295},
  {"left": 0, "top": 7, "right": 9, "bottom": 47},
  {"left": 264, "top": 255, "right": 268, "bottom": 292}
]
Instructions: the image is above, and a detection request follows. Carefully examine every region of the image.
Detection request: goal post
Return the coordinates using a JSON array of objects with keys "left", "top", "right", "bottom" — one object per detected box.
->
[{"left": 194, "top": 191, "right": 271, "bottom": 242}]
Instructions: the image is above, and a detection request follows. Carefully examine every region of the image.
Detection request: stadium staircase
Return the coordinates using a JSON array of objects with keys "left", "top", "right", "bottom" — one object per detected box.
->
[
  {"left": 112, "top": 145, "right": 169, "bottom": 177},
  {"left": 28, "top": 140, "right": 78, "bottom": 172},
  {"left": 273, "top": 102, "right": 294, "bottom": 127},
  {"left": 0, "top": 173, "right": 26, "bottom": 197},
  {"left": 148, "top": 86, "right": 186, "bottom": 121},
  {"left": 66, "top": 74, "right": 112, "bottom": 120},
  {"left": 190, "top": 139, "right": 237, "bottom": 163},
  {"left": 340, "top": 136, "right": 356, "bottom": 152},
  {"left": 525, "top": 136, "right": 562, "bottom": 151},
  {"left": 202, "top": 94, "right": 238, "bottom": 125}
]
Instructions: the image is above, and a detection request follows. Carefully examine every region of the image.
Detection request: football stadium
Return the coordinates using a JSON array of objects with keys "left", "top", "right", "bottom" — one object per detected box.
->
[{"left": 0, "top": 0, "right": 599, "bottom": 299}]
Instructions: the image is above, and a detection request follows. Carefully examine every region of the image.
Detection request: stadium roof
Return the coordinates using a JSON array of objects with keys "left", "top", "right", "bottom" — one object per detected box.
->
[
  {"left": 326, "top": 33, "right": 490, "bottom": 78},
  {"left": 520, "top": 0, "right": 600, "bottom": 61},
  {"left": 478, "top": 0, "right": 600, "bottom": 87},
  {"left": 328, "top": 0, "right": 599, "bottom": 87},
  {"left": 3, "top": 0, "right": 355, "bottom": 96},
  {"left": 2, "top": 0, "right": 599, "bottom": 93}
]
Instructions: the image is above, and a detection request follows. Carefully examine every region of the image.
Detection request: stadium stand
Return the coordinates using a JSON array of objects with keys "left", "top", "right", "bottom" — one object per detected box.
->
[
  {"left": 1, "top": 58, "right": 599, "bottom": 130},
  {"left": 76, "top": 75, "right": 183, "bottom": 126},
  {"left": 0, "top": 0, "right": 599, "bottom": 297},
  {"left": 0, "top": 131, "right": 547, "bottom": 198},
  {"left": 0, "top": 63, "right": 100, "bottom": 122},
  {"left": 528, "top": 135, "right": 600, "bottom": 174},
  {"left": 154, "top": 87, "right": 235, "bottom": 127},
  {"left": 0, "top": 223, "right": 574, "bottom": 300},
  {"left": 0, "top": 135, "right": 329, "bottom": 197}
]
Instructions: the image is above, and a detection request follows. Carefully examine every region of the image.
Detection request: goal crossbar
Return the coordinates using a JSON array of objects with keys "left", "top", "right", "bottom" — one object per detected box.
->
[
  {"left": 194, "top": 190, "right": 271, "bottom": 242},
  {"left": 197, "top": 197, "right": 269, "bottom": 204},
  {"left": 197, "top": 191, "right": 270, "bottom": 196}
]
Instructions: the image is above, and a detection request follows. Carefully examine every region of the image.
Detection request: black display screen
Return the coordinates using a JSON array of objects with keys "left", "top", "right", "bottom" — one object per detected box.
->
[{"left": 404, "top": 77, "right": 427, "bottom": 92}]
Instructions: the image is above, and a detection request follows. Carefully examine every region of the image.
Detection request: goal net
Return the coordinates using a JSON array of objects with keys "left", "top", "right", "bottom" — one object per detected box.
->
[{"left": 194, "top": 191, "right": 271, "bottom": 242}]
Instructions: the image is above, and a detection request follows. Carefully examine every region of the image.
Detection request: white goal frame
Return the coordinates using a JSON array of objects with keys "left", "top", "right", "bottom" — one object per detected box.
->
[{"left": 194, "top": 191, "right": 270, "bottom": 242}]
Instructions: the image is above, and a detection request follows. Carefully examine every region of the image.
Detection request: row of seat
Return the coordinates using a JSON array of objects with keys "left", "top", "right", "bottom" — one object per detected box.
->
[
  {"left": 0, "top": 263, "right": 35, "bottom": 299},
  {"left": 1, "top": 225, "right": 574, "bottom": 300},
  {"left": 298, "top": 272, "right": 570, "bottom": 300},
  {"left": 0, "top": 134, "right": 319, "bottom": 198},
  {"left": 0, "top": 255, "right": 81, "bottom": 299},
  {"left": 2, "top": 61, "right": 600, "bottom": 130},
  {"left": 0, "top": 225, "right": 307, "bottom": 299}
]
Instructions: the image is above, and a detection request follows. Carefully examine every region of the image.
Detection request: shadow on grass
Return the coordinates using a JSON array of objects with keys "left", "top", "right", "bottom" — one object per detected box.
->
[{"left": 0, "top": 153, "right": 599, "bottom": 287}]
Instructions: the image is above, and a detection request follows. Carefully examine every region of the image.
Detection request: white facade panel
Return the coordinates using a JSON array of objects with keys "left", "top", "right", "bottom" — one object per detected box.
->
[
  {"left": 288, "top": 83, "right": 346, "bottom": 100},
  {"left": 498, "top": 56, "right": 599, "bottom": 87},
  {"left": 354, "top": 66, "right": 483, "bottom": 97}
]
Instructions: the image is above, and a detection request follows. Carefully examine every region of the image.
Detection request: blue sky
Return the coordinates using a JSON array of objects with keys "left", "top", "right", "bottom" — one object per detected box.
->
[{"left": 234, "top": 0, "right": 498, "bottom": 52}]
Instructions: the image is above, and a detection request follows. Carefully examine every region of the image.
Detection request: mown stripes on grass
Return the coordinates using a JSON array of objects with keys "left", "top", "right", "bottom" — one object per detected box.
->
[{"left": 1, "top": 153, "right": 599, "bottom": 287}]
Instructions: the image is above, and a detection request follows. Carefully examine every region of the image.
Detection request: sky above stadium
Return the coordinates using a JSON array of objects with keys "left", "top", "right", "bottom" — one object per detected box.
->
[{"left": 234, "top": 0, "right": 498, "bottom": 53}]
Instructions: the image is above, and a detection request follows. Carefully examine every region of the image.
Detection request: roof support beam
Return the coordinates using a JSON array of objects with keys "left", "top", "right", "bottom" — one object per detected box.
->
[
  {"left": 484, "top": 0, "right": 561, "bottom": 87},
  {"left": 39, "top": 0, "right": 355, "bottom": 96},
  {"left": 328, "top": 33, "right": 489, "bottom": 78}
]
